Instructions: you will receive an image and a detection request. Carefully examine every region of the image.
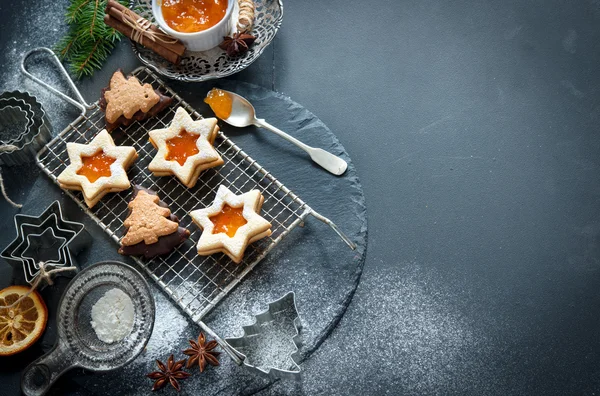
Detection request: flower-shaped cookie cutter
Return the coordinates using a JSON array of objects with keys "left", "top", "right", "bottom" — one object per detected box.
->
[
  {"left": 0, "top": 91, "right": 52, "bottom": 166},
  {"left": 0, "top": 94, "right": 35, "bottom": 142},
  {"left": 1, "top": 201, "right": 90, "bottom": 285},
  {"left": 0, "top": 105, "right": 30, "bottom": 145},
  {"left": 225, "top": 292, "right": 303, "bottom": 380}
]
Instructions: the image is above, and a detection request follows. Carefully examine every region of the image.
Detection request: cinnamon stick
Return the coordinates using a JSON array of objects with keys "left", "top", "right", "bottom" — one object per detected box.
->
[
  {"left": 106, "top": 0, "right": 186, "bottom": 56},
  {"left": 104, "top": 14, "right": 181, "bottom": 65}
]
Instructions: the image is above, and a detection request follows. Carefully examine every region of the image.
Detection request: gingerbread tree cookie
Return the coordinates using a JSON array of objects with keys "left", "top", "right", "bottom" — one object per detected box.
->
[
  {"left": 100, "top": 70, "right": 173, "bottom": 131},
  {"left": 104, "top": 71, "right": 159, "bottom": 123},
  {"left": 119, "top": 186, "right": 190, "bottom": 258}
]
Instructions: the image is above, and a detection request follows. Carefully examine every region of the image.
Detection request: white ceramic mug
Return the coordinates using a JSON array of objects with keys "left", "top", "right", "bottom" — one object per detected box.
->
[{"left": 152, "top": 0, "right": 235, "bottom": 52}]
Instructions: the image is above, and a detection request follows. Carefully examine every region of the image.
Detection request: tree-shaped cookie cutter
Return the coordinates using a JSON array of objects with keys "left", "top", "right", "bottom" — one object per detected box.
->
[{"left": 226, "top": 292, "right": 303, "bottom": 380}]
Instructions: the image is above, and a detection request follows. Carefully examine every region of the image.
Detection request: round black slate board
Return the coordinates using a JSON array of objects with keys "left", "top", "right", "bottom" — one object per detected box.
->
[{"left": 0, "top": 80, "right": 367, "bottom": 395}]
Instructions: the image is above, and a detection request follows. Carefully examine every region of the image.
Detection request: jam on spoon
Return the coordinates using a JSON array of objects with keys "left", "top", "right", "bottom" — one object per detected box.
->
[
  {"left": 204, "top": 88, "right": 233, "bottom": 120},
  {"left": 203, "top": 88, "right": 349, "bottom": 176}
]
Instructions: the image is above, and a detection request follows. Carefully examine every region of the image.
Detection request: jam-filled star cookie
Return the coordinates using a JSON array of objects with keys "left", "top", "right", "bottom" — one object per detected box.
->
[
  {"left": 57, "top": 130, "right": 138, "bottom": 208},
  {"left": 119, "top": 186, "right": 190, "bottom": 258},
  {"left": 148, "top": 107, "right": 223, "bottom": 188},
  {"left": 100, "top": 69, "right": 172, "bottom": 131},
  {"left": 190, "top": 185, "right": 272, "bottom": 263}
]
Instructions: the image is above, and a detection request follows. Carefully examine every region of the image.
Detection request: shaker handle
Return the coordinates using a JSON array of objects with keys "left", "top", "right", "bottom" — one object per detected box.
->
[
  {"left": 21, "top": 343, "right": 76, "bottom": 396},
  {"left": 21, "top": 47, "right": 91, "bottom": 115}
]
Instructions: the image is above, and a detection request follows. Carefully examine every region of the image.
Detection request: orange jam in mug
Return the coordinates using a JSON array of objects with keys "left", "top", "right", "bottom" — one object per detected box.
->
[{"left": 161, "top": 0, "right": 228, "bottom": 33}]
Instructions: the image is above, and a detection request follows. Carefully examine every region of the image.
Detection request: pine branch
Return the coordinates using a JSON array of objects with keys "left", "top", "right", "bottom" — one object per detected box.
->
[
  {"left": 76, "top": 38, "right": 102, "bottom": 76},
  {"left": 66, "top": 0, "right": 91, "bottom": 23},
  {"left": 56, "top": 32, "right": 78, "bottom": 59},
  {"left": 89, "top": 0, "right": 100, "bottom": 37},
  {"left": 55, "top": 0, "right": 129, "bottom": 79}
]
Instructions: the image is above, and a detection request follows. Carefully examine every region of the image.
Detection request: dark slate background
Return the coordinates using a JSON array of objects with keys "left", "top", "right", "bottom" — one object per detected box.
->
[{"left": 2, "top": 0, "right": 600, "bottom": 394}]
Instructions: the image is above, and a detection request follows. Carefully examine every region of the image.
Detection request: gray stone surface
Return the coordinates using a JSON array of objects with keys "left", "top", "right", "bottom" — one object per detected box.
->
[
  {"left": 0, "top": 3, "right": 367, "bottom": 394},
  {"left": 2, "top": 0, "right": 600, "bottom": 394}
]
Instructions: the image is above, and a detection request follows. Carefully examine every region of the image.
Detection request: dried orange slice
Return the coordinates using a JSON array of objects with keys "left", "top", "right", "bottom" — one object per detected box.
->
[{"left": 0, "top": 285, "right": 48, "bottom": 356}]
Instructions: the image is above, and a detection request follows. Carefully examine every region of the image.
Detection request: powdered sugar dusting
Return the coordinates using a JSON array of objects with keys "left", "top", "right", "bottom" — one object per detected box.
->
[
  {"left": 1, "top": 0, "right": 82, "bottom": 135},
  {"left": 135, "top": 292, "right": 189, "bottom": 363},
  {"left": 90, "top": 288, "right": 135, "bottom": 344},
  {"left": 260, "top": 262, "right": 487, "bottom": 395}
]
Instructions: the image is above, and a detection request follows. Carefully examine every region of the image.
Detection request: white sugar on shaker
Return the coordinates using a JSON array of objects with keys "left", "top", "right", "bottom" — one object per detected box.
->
[{"left": 90, "top": 288, "right": 135, "bottom": 344}]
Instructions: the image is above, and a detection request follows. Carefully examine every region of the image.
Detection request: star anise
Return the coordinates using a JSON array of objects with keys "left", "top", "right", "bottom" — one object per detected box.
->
[
  {"left": 147, "top": 354, "right": 190, "bottom": 392},
  {"left": 182, "top": 332, "right": 221, "bottom": 372},
  {"left": 219, "top": 31, "right": 256, "bottom": 57}
]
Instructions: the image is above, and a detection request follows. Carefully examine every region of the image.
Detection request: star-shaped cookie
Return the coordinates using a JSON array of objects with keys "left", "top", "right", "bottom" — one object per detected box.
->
[
  {"left": 190, "top": 185, "right": 272, "bottom": 263},
  {"left": 57, "top": 130, "right": 138, "bottom": 208},
  {"left": 148, "top": 107, "right": 223, "bottom": 188}
]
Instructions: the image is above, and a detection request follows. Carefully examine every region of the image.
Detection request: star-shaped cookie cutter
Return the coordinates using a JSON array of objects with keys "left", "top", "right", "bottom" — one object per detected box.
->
[
  {"left": 57, "top": 129, "right": 138, "bottom": 208},
  {"left": 15, "top": 225, "right": 69, "bottom": 280},
  {"left": 225, "top": 292, "right": 302, "bottom": 380},
  {"left": 190, "top": 185, "right": 272, "bottom": 263},
  {"left": 1, "top": 201, "right": 90, "bottom": 285},
  {"left": 148, "top": 106, "right": 223, "bottom": 188}
]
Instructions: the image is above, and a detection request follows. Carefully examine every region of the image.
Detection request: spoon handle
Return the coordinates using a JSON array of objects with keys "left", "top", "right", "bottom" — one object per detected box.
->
[{"left": 254, "top": 118, "right": 348, "bottom": 176}]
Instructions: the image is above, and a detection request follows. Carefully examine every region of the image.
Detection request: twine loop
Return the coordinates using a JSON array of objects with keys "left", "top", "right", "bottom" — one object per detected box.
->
[
  {"left": 0, "top": 262, "right": 78, "bottom": 309},
  {"left": 237, "top": 0, "right": 256, "bottom": 32},
  {"left": 121, "top": 8, "right": 179, "bottom": 45}
]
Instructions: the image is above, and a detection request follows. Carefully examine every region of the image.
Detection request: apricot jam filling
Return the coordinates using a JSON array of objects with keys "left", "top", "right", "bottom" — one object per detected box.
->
[
  {"left": 76, "top": 150, "right": 116, "bottom": 183},
  {"left": 161, "top": 0, "right": 228, "bottom": 33},
  {"left": 165, "top": 129, "right": 200, "bottom": 166},
  {"left": 209, "top": 205, "right": 247, "bottom": 237}
]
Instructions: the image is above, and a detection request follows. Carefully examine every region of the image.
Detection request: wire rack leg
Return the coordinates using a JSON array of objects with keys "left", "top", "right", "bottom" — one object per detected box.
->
[
  {"left": 309, "top": 209, "right": 356, "bottom": 250},
  {"left": 197, "top": 320, "right": 246, "bottom": 365}
]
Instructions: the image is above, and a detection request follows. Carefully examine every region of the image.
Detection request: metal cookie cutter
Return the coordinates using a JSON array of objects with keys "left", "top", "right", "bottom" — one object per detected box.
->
[
  {"left": 0, "top": 105, "right": 30, "bottom": 145},
  {"left": 1, "top": 201, "right": 90, "bottom": 285},
  {"left": 0, "top": 90, "right": 52, "bottom": 166},
  {"left": 14, "top": 222, "right": 72, "bottom": 281},
  {"left": 0, "top": 93, "right": 35, "bottom": 140},
  {"left": 225, "top": 292, "right": 303, "bottom": 380}
]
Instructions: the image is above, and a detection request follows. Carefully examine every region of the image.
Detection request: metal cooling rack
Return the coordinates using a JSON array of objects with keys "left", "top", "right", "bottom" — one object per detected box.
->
[{"left": 31, "top": 54, "right": 355, "bottom": 325}]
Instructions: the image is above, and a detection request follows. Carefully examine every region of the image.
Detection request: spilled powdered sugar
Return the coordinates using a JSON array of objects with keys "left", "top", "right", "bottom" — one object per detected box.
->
[
  {"left": 259, "top": 262, "right": 488, "bottom": 395},
  {"left": 1, "top": 0, "right": 82, "bottom": 134},
  {"left": 136, "top": 292, "right": 189, "bottom": 363}
]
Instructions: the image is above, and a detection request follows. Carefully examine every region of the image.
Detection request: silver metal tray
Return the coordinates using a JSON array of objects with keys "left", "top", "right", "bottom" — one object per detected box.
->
[{"left": 35, "top": 66, "right": 353, "bottom": 324}]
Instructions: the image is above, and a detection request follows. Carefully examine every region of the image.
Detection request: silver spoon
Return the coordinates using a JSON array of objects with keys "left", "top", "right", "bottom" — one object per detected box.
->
[{"left": 207, "top": 90, "right": 348, "bottom": 176}]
